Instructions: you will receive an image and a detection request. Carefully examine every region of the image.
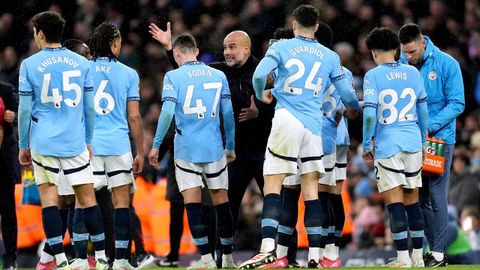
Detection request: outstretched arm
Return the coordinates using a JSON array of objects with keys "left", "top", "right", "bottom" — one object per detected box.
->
[
  {"left": 332, "top": 75, "right": 359, "bottom": 110},
  {"left": 252, "top": 57, "right": 278, "bottom": 101},
  {"left": 149, "top": 100, "right": 175, "bottom": 166}
]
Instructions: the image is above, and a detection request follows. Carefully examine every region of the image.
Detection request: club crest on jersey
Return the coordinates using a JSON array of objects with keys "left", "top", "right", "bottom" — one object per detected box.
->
[{"left": 428, "top": 71, "right": 437, "bottom": 80}]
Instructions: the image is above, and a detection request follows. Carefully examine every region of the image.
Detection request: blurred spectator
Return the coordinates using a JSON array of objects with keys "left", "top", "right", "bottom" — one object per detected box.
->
[
  {"left": 448, "top": 154, "right": 480, "bottom": 211},
  {"left": 460, "top": 206, "right": 480, "bottom": 251},
  {"left": 0, "top": 46, "right": 19, "bottom": 88}
]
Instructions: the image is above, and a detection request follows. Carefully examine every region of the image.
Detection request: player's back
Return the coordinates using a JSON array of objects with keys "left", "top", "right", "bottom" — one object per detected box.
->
[
  {"left": 90, "top": 58, "right": 139, "bottom": 155},
  {"left": 322, "top": 67, "right": 354, "bottom": 153},
  {"left": 335, "top": 68, "right": 354, "bottom": 146},
  {"left": 321, "top": 80, "right": 340, "bottom": 154},
  {"left": 19, "top": 47, "right": 92, "bottom": 157},
  {"left": 269, "top": 36, "right": 342, "bottom": 135},
  {"left": 166, "top": 61, "right": 229, "bottom": 163},
  {"left": 364, "top": 62, "right": 426, "bottom": 157}
]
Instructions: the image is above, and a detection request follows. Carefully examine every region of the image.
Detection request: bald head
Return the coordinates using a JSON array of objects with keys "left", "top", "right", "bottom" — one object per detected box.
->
[
  {"left": 225, "top": 31, "right": 251, "bottom": 48},
  {"left": 223, "top": 30, "right": 251, "bottom": 67}
]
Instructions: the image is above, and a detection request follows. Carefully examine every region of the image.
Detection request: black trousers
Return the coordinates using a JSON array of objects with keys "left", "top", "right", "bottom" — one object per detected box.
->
[
  {"left": 226, "top": 150, "right": 297, "bottom": 262},
  {"left": 0, "top": 176, "right": 17, "bottom": 266},
  {"left": 227, "top": 151, "right": 265, "bottom": 234}
]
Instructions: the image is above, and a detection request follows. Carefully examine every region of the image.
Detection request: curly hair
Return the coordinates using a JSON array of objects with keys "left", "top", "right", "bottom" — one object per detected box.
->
[
  {"left": 89, "top": 22, "right": 121, "bottom": 60},
  {"left": 366, "top": 27, "right": 400, "bottom": 51}
]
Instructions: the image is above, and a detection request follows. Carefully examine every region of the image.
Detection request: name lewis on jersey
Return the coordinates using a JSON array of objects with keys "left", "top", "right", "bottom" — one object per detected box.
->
[
  {"left": 36, "top": 56, "right": 79, "bottom": 72},
  {"left": 385, "top": 72, "right": 407, "bottom": 80}
]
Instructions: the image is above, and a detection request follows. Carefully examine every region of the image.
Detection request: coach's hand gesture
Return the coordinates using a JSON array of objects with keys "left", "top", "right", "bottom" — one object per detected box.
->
[
  {"left": 239, "top": 95, "right": 259, "bottom": 122},
  {"left": 149, "top": 22, "right": 172, "bottom": 50}
]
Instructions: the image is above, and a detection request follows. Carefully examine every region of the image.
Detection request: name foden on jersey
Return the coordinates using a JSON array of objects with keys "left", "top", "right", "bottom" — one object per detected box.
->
[
  {"left": 188, "top": 68, "right": 212, "bottom": 78},
  {"left": 290, "top": 46, "right": 325, "bottom": 59},
  {"left": 36, "top": 56, "right": 80, "bottom": 73}
]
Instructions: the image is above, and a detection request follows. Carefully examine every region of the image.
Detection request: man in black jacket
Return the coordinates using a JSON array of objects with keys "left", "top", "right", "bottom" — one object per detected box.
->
[
  {"left": 149, "top": 22, "right": 274, "bottom": 243},
  {"left": 0, "top": 79, "right": 21, "bottom": 269}
]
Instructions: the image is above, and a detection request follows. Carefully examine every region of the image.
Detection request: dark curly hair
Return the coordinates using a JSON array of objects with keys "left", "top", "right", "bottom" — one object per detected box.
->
[
  {"left": 273, "top": 27, "right": 294, "bottom": 40},
  {"left": 89, "top": 22, "right": 121, "bottom": 61},
  {"left": 366, "top": 27, "right": 400, "bottom": 51},
  {"left": 315, "top": 22, "right": 333, "bottom": 48}
]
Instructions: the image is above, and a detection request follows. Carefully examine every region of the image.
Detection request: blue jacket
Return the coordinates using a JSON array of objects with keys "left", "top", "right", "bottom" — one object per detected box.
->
[{"left": 400, "top": 36, "right": 465, "bottom": 144}]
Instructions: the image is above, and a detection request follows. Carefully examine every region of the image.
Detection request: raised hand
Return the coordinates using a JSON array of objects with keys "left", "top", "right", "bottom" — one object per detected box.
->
[{"left": 149, "top": 22, "right": 172, "bottom": 50}]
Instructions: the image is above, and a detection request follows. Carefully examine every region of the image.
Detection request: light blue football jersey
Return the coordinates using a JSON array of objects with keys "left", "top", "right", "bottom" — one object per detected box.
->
[
  {"left": 161, "top": 61, "right": 231, "bottom": 163},
  {"left": 90, "top": 58, "right": 140, "bottom": 155},
  {"left": 18, "top": 47, "right": 93, "bottom": 157},
  {"left": 266, "top": 36, "right": 346, "bottom": 135},
  {"left": 363, "top": 62, "right": 427, "bottom": 158},
  {"left": 335, "top": 102, "right": 350, "bottom": 146},
  {"left": 321, "top": 79, "right": 339, "bottom": 154},
  {"left": 336, "top": 68, "right": 354, "bottom": 146},
  {"left": 322, "top": 67, "right": 354, "bottom": 153}
]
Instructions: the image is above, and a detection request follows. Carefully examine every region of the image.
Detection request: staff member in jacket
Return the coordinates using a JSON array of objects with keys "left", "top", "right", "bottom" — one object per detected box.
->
[{"left": 398, "top": 23, "right": 465, "bottom": 267}]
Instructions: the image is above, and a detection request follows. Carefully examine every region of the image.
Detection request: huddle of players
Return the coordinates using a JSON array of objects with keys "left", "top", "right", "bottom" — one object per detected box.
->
[
  {"left": 147, "top": 4, "right": 428, "bottom": 270},
  {"left": 20, "top": 4, "right": 431, "bottom": 270},
  {"left": 238, "top": 5, "right": 428, "bottom": 270},
  {"left": 19, "top": 11, "right": 143, "bottom": 270}
]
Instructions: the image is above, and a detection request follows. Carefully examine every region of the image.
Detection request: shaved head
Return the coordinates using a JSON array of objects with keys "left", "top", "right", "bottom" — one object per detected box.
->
[
  {"left": 224, "top": 30, "right": 251, "bottom": 48},
  {"left": 223, "top": 30, "right": 251, "bottom": 67}
]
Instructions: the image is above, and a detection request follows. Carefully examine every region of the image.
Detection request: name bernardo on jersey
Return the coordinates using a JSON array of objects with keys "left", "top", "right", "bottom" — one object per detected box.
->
[{"left": 36, "top": 56, "right": 80, "bottom": 73}]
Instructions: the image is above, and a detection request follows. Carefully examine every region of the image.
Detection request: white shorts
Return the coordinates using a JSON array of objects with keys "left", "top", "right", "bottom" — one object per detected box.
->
[
  {"left": 335, "top": 145, "right": 348, "bottom": 181},
  {"left": 92, "top": 153, "right": 135, "bottom": 192},
  {"left": 374, "top": 151, "right": 423, "bottom": 193},
  {"left": 319, "top": 152, "right": 337, "bottom": 186},
  {"left": 283, "top": 151, "right": 334, "bottom": 185},
  {"left": 31, "top": 150, "right": 94, "bottom": 192},
  {"left": 263, "top": 109, "right": 325, "bottom": 177},
  {"left": 283, "top": 174, "right": 300, "bottom": 186},
  {"left": 175, "top": 155, "right": 228, "bottom": 192}
]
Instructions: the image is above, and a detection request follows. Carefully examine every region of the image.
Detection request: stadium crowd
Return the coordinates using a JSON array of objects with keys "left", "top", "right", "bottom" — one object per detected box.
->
[{"left": 1, "top": 0, "right": 480, "bottom": 267}]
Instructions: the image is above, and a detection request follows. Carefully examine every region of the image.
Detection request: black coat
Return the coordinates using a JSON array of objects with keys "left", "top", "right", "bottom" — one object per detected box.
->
[
  {"left": 0, "top": 80, "right": 21, "bottom": 183},
  {"left": 209, "top": 56, "right": 275, "bottom": 154}
]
